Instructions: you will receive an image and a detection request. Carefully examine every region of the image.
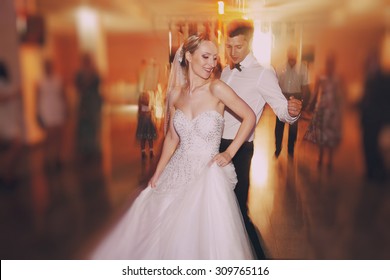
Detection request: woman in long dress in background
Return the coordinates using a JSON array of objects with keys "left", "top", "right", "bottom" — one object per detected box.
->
[
  {"left": 136, "top": 91, "right": 157, "bottom": 159},
  {"left": 304, "top": 53, "right": 343, "bottom": 171}
]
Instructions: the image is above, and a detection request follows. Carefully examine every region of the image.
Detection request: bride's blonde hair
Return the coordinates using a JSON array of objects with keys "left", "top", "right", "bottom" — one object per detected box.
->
[{"left": 180, "top": 33, "right": 215, "bottom": 68}]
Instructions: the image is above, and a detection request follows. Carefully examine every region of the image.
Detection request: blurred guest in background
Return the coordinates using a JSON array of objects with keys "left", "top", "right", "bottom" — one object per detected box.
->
[
  {"left": 0, "top": 60, "right": 22, "bottom": 187},
  {"left": 304, "top": 53, "right": 343, "bottom": 172},
  {"left": 74, "top": 53, "right": 102, "bottom": 161},
  {"left": 360, "top": 49, "right": 390, "bottom": 183},
  {"left": 136, "top": 91, "right": 157, "bottom": 160},
  {"left": 274, "top": 45, "right": 310, "bottom": 159},
  {"left": 36, "top": 59, "right": 68, "bottom": 171}
]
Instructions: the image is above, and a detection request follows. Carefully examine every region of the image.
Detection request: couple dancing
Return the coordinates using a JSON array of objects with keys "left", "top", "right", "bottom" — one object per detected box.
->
[{"left": 91, "top": 19, "right": 302, "bottom": 260}]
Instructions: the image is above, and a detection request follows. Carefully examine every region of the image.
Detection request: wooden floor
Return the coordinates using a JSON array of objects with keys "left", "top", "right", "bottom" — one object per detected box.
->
[{"left": 0, "top": 103, "right": 389, "bottom": 260}]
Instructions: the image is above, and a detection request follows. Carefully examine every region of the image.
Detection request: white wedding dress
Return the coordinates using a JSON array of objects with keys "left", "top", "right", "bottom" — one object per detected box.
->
[{"left": 91, "top": 109, "right": 254, "bottom": 259}]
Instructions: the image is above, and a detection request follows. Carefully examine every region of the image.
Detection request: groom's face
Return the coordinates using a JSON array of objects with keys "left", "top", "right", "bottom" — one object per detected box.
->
[{"left": 225, "top": 34, "right": 250, "bottom": 65}]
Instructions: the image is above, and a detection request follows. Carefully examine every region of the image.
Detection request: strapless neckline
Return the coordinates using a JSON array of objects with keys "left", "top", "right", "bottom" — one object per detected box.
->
[{"left": 175, "top": 108, "right": 223, "bottom": 123}]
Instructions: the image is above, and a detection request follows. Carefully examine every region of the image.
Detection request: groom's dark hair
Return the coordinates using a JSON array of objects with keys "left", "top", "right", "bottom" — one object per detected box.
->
[{"left": 227, "top": 19, "right": 254, "bottom": 43}]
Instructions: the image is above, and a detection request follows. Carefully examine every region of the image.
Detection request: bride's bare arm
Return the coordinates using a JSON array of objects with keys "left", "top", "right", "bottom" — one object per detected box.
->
[
  {"left": 149, "top": 89, "right": 180, "bottom": 187},
  {"left": 211, "top": 80, "right": 256, "bottom": 166}
]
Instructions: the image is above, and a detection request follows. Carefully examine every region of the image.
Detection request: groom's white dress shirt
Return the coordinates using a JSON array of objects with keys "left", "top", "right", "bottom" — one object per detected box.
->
[{"left": 221, "top": 52, "right": 298, "bottom": 142}]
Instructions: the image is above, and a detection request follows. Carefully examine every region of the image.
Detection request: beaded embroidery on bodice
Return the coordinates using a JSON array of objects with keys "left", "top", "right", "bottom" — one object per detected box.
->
[{"left": 154, "top": 109, "right": 224, "bottom": 193}]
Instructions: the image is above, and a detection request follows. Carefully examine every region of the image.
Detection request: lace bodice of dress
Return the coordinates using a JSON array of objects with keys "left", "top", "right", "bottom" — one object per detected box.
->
[
  {"left": 154, "top": 109, "right": 224, "bottom": 193},
  {"left": 174, "top": 109, "right": 224, "bottom": 157}
]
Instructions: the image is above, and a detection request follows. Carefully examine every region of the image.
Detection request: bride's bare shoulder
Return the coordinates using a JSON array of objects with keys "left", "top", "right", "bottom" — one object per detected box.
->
[{"left": 210, "top": 79, "right": 229, "bottom": 95}]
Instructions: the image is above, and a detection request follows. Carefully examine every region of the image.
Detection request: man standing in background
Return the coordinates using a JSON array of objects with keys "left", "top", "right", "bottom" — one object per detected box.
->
[{"left": 274, "top": 46, "right": 310, "bottom": 159}]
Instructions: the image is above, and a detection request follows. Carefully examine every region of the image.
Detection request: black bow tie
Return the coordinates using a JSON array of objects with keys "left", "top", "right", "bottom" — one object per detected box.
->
[{"left": 231, "top": 63, "right": 242, "bottom": 71}]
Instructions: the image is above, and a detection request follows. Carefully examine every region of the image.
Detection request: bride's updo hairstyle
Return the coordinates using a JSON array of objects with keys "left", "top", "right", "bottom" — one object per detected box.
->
[{"left": 180, "top": 33, "right": 212, "bottom": 69}]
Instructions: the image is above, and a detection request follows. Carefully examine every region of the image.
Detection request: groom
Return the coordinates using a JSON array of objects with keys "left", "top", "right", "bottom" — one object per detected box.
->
[{"left": 219, "top": 19, "right": 302, "bottom": 259}]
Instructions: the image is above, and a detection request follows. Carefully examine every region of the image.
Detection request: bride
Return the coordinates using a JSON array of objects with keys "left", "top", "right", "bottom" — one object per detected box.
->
[{"left": 91, "top": 33, "right": 256, "bottom": 259}]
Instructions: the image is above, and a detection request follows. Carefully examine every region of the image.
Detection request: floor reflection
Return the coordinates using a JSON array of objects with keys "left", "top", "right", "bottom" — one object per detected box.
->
[
  {"left": 250, "top": 106, "right": 390, "bottom": 259},
  {"left": 0, "top": 103, "right": 389, "bottom": 259}
]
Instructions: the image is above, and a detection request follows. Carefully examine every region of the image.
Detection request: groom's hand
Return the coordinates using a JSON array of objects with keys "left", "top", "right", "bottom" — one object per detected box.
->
[{"left": 288, "top": 96, "right": 303, "bottom": 117}]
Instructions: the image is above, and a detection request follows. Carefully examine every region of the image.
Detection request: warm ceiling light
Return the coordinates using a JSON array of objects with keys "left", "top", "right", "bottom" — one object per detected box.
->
[
  {"left": 218, "top": 1, "right": 224, "bottom": 15},
  {"left": 76, "top": 6, "right": 98, "bottom": 30},
  {"left": 252, "top": 20, "right": 272, "bottom": 66}
]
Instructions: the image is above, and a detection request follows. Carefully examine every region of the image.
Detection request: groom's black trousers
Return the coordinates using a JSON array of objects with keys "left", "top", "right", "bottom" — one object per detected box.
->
[{"left": 220, "top": 138, "right": 266, "bottom": 259}]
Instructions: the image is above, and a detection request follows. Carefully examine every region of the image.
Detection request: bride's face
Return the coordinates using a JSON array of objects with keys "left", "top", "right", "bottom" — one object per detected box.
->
[{"left": 188, "top": 41, "right": 218, "bottom": 80}]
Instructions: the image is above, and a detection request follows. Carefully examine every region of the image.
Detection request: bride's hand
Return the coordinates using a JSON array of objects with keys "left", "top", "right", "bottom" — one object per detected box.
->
[
  {"left": 212, "top": 151, "right": 232, "bottom": 167},
  {"left": 148, "top": 174, "right": 159, "bottom": 188}
]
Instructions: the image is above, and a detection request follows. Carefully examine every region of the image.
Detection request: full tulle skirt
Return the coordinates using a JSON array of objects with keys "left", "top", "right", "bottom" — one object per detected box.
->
[{"left": 90, "top": 163, "right": 254, "bottom": 260}]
